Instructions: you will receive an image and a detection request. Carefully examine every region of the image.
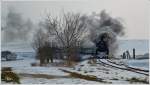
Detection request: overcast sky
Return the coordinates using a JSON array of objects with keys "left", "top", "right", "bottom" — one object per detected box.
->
[{"left": 2, "top": 0, "right": 149, "bottom": 40}]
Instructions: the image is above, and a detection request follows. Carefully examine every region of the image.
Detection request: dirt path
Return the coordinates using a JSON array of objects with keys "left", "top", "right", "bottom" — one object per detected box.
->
[
  {"left": 59, "top": 69, "right": 110, "bottom": 83},
  {"left": 19, "top": 73, "right": 70, "bottom": 79},
  {"left": 18, "top": 70, "right": 109, "bottom": 83}
]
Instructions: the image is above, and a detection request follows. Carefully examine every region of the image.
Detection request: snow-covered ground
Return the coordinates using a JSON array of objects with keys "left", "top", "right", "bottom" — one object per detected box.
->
[
  {"left": 1, "top": 58, "right": 100, "bottom": 84},
  {"left": 65, "top": 59, "right": 149, "bottom": 84},
  {"left": 20, "top": 77, "right": 100, "bottom": 84},
  {"left": 1, "top": 56, "right": 149, "bottom": 84},
  {"left": 122, "top": 59, "right": 149, "bottom": 70}
]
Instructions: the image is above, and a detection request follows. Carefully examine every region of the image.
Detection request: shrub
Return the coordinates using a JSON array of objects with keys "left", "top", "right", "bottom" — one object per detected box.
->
[
  {"left": 2, "top": 67, "right": 12, "bottom": 72},
  {"left": 1, "top": 71, "right": 20, "bottom": 84},
  {"left": 126, "top": 77, "right": 149, "bottom": 84},
  {"left": 111, "top": 78, "right": 118, "bottom": 80},
  {"left": 31, "top": 62, "right": 39, "bottom": 67},
  {"left": 84, "top": 71, "right": 88, "bottom": 73},
  {"left": 105, "top": 72, "right": 109, "bottom": 74},
  {"left": 2, "top": 67, "right": 20, "bottom": 84},
  {"left": 121, "top": 77, "right": 124, "bottom": 79}
]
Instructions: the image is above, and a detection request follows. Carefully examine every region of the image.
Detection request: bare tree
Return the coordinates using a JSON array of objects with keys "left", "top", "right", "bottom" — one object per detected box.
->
[
  {"left": 45, "top": 12, "right": 87, "bottom": 65},
  {"left": 32, "top": 29, "right": 47, "bottom": 53},
  {"left": 32, "top": 28, "right": 46, "bottom": 65},
  {"left": 32, "top": 20, "right": 58, "bottom": 65}
]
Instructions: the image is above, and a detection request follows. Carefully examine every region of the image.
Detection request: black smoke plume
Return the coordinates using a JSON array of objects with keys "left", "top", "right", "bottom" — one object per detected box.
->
[
  {"left": 81, "top": 10, "right": 125, "bottom": 57},
  {"left": 2, "top": 8, "right": 34, "bottom": 44}
]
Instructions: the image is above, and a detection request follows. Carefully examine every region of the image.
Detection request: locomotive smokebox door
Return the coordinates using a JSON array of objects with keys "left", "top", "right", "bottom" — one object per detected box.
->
[{"left": 95, "top": 33, "right": 109, "bottom": 59}]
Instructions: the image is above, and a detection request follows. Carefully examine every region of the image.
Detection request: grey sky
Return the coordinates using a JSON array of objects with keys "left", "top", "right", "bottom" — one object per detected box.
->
[{"left": 2, "top": 0, "right": 149, "bottom": 40}]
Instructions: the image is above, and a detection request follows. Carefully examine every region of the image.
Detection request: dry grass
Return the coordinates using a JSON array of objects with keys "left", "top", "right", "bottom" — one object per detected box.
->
[
  {"left": 19, "top": 73, "right": 70, "bottom": 79},
  {"left": 126, "top": 77, "right": 149, "bottom": 84},
  {"left": 60, "top": 69, "right": 110, "bottom": 83}
]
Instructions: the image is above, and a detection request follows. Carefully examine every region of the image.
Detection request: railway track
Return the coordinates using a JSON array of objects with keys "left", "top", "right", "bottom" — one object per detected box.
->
[
  {"left": 106, "top": 59, "right": 149, "bottom": 72},
  {"left": 96, "top": 59, "right": 149, "bottom": 76}
]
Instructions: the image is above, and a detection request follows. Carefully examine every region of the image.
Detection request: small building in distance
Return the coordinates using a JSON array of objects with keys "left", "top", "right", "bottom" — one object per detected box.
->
[{"left": 1, "top": 51, "right": 17, "bottom": 61}]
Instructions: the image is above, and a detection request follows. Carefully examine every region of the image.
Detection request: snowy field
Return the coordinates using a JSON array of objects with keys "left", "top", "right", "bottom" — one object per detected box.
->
[
  {"left": 1, "top": 58, "right": 100, "bottom": 84},
  {"left": 1, "top": 56, "right": 149, "bottom": 84},
  {"left": 123, "top": 59, "right": 149, "bottom": 70}
]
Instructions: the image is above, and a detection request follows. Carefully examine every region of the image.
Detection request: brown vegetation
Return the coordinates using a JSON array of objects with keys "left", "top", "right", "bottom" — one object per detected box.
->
[{"left": 1, "top": 67, "right": 20, "bottom": 84}]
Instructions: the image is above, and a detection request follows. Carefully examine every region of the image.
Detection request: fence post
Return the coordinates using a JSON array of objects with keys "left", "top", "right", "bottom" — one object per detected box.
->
[
  {"left": 123, "top": 52, "right": 126, "bottom": 59},
  {"left": 126, "top": 50, "right": 131, "bottom": 59},
  {"left": 133, "top": 48, "right": 135, "bottom": 59}
]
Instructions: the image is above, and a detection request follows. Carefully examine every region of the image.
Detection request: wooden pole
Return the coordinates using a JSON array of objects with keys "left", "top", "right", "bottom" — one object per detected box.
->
[
  {"left": 133, "top": 48, "right": 135, "bottom": 59},
  {"left": 126, "top": 50, "right": 131, "bottom": 59},
  {"left": 121, "top": 55, "right": 123, "bottom": 59},
  {"left": 123, "top": 52, "right": 126, "bottom": 59}
]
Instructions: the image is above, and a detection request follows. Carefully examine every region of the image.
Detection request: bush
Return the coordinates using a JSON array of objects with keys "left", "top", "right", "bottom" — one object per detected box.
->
[
  {"left": 84, "top": 71, "right": 88, "bottom": 73},
  {"left": 1, "top": 67, "right": 20, "bottom": 84},
  {"left": 1, "top": 71, "right": 20, "bottom": 84},
  {"left": 111, "top": 78, "right": 118, "bottom": 80},
  {"left": 31, "top": 62, "right": 39, "bottom": 67},
  {"left": 2, "top": 67, "right": 12, "bottom": 72}
]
